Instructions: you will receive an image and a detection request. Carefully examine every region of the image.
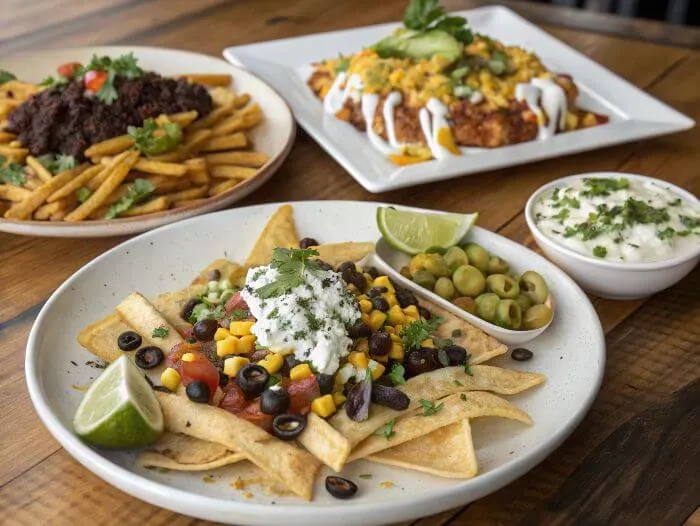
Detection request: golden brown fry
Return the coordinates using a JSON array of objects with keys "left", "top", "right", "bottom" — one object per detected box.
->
[
  {"left": 4, "top": 166, "right": 82, "bottom": 220},
  {"left": 47, "top": 164, "right": 101, "bottom": 203},
  {"left": 148, "top": 148, "right": 188, "bottom": 162},
  {"left": 186, "top": 105, "right": 234, "bottom": 134},
  {"left": 149, "top": 177, "right": 191, "bottom": 195},
  {"left": 24, "top": 177, "right": 40, "bottom": 190},
  {"left": 34, "top": 198, "right": 70, "bottom": 220},
  {"left": 0, "top": 184, "right": 31, "bottom": 202},
  {"left": 85, "top": 135, "right": 135, "bottom": 158},
  {"left": 210, "top": 166, "right": 258, "bottom": 180},
  {"left": 184, "top": 158, "right": 209, "bottom": 185},
  {"left": 179, "top": 74, "right": 232, "bottom": 87},
  {"left": 120, "top": 196, "right": 170, "bottom": 217},
  {"left": 211, "top": 105, "right": 262, "bottom": 137},
  {"left": 206, "top": 150, "right": 269, "bottom": 168},
  {"left": 200, "top": 133, "right": 247, "bottom": 152},
  {"left": 0, "top": 144, "right": 29, "bottom": 164},
  {"left": 183, "top": 129, "right": 214, "bottom": 153},
  {"left": 0, "top": 201, "right": 11, "bottom": 215},
  {"left": 0, "top": 131, "right": 16, "bottom": 143},
  {"left": 64, "top": 151, "right": 139, "bottom": 222},
  {"left": 8, "top": 140, "right": 22, "bottom": 148},
  {"left": 134, "top": 158, "right": 188, "bottom": 177},
  {"left": 167, "top": 186, "right": 208, "bottom": 202},
  {"left": 87, "top": 165, "right": 113, "bottom": 190},
  {"left": 208, "top": 87, "right": 236, "bottom": 108},
  {"left": 172, "top": 197, "right": 208, "bottom": 209},
  {"left": 25, "top": 156, "right": 53, "bottom": 183},
  {"left": 234, "top": 94, "right": 251, "bottom": 108},
  {"left": 165, "top": 111, "right": 199, "bottom": 128},
  {"left": 209, "top": 179, "right": 239, "bottom": 196}
]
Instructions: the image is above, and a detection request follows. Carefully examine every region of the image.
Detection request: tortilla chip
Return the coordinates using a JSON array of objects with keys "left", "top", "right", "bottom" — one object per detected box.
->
[
  {"left": 156, "top": 391, "right": 321, "bottom": 500},
  {"left": 368, "top": 421, "right": 478, "bottom": 478},
  {"left": 421, "top": 299, "right": 508, "bottom": 364},
  {"left": 297, "top": 412, "right": 351, "bottom": 472},
  {"left": 329, "top": 365, "right": 544, "bottom": 464},
  {"left": 349, "top": 391, "right": 530, "bottom": 461},
  {"left": 245, "top": 204, "right": 299, "bottom": 267},
  {"left": 192, "top": 259, "right": 247, "bottom": 288},
  {"left": 152, "top": 432, "right": 234, "bottom": 464},
  {"left": 138, "top": 451, "right": 245, "bottom": 471},
  {"left": 311, "top": 242, "right": 374, "bottom": 268},
  {"left": 116, "top": 292, "right": 184, "bottom": 350}
]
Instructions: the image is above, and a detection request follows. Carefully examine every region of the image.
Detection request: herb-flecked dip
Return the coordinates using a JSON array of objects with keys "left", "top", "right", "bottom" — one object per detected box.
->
[{"left": 534, "top": 177, "right": 700, "bottom": 262}]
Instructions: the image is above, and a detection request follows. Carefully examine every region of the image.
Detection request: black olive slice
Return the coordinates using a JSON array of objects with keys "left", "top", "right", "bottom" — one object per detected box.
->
[
  {"left": 260, "top": 387, "right": 290, "bottom": 415},
  {"left": 117, "top": 331, "right": 142, "bottom": 351},
  {"left": 236, "top": 363, "right": 269, "bottom": 399},
  {"left": 272, "top": 413, "right": 307, "bottom": 440},
  {"left": 134, "top": 346, "right": 164, "bottom": 369}
]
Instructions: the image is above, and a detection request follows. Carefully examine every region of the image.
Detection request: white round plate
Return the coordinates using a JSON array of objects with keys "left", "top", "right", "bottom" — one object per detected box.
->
[
  {"left": 0, "top": 46, "right": 295, "bottom": 237},
  {"left": 26, "top": 201, "right": 605, "bottom": 525}
]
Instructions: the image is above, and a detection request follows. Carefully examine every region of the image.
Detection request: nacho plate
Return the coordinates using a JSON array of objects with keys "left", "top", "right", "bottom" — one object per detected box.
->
[{"left": 26, "top": 201, "right": 605, "bottom": 525}]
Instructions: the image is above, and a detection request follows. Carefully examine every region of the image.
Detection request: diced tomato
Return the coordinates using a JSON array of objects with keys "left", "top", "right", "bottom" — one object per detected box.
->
[
  {"left": 224, "top": 291, "right": 248, "bottom": 314},
  {"left": 165, "top": 341, "right": 202, "bottom": 370},
  {"left": 180, "top": 353, "right": 220, "bottom": 400},
  {"left": 179, "top": 326, "right": 194, "bottom": 340},
  {"left": 287, "top": 376, "right": 320, "bottom": 415},
  {"left": 238, "top": 400, "right": 273, "bottom": 431},
  {"left": 57, "top": 62, "right": 82, "bottom": 79},
  {"left": 84, "top": 70, "right": 108, "bottom": 93},
  {"left": 219, "top": 382, "right": 248, "bottom": 414}
]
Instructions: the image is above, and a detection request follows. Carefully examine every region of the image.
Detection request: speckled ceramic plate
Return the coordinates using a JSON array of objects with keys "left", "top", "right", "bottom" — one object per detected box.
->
[
  {"left": 0, "top": 46, "right": 294, "bottom": 237},
  {"left": 26, "top": 201, "right": 605, "bottom": 525}
]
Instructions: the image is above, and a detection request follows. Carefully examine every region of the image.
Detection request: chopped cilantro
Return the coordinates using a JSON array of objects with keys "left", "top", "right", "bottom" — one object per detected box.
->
[
  {"left": 375, "top": 419, "right": 396, "bottom": 440},
  {"left": 592, "top": 246, "right": 607, "bottom": 258},
  {"left": 75, "top": 187, "right": 91, "bottom": 203},
  {"left": 230, "top": 309, "right": 249, "bottom": 320},
  {"left": 39, "top": 75, "right": 69, "bottom": 89},
  {"left": 335, "top": 55, "right": 350, "bottom": 73},
  {"left": 402, "top": 0, "right": 473, "bottom": 44},
  {"left": 266, "top": 374, "right": 282, "bottom": 387},
  {"left": 128, "top": 118, "right": 183, "bottom": 156},
  {"left": 0, "top": 70, "right": 16, "bottom": 85},
  {"left": 256, "top": 248, "right": 325, "bottom": 299},
  {"left": 400, "top": 316, "right": 443, "bottom": 351},
  {"left": 0, "top": 156, "right": 26, "bottom": 185},
  {"left": 36, "top": 153, "right": 77, "bottom": 174},
  {"left": 668, "top": 198, "right": 682, "bottom": 206},
  {"left": 581, "top": 177, "right": 629, "bottom": 197},
  {"left": 389, "top": 363, "right": 406, "bottom": 385},
  {"left": 105, "top": 178, "right": 154, "bottom": 219},
  {"left": 460, "top": 393, "right": 467, "bottom": 401},
  {"left": 152, "top": 326, "right": 169, "bottom": 338},
  {"left": 464, "top": 362, "right": 473, "bottom": 376},
  {"left": 680, "top": 215, "right": 700, "bottom": 229},
  {"left": 418, "top": 399, "right": 444, "bottom": 416},
  {"left": 657, "top": 227, "right": 676, "bottom": 241},
  {"left": 436, "top": 348, "right": 450, "bottom": 367}
]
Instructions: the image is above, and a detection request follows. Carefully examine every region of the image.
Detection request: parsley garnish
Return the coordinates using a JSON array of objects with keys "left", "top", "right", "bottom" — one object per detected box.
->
[
  {"left": 128, "top": 118, "right": 183, "bottom": 156},
  {"left": 0, "top": 70, "right": 16, "bottom": 85},
  {"left": 581, "top": 177, "right": 629, "bottom": 197},
  {"left": 403, "top": 0, "right": 473, "bottom": 44},
  {"left": 79, "top": 53, "right": 143, "bottom": 104},
  {"left": 464, "top": 362, "right": 473, "bottom": 376},
  {"left": 680, "top": 215, "right": 700, "bottom": 229},
  {"left": 418, "top": 399, "right": 444, "bottom": 416},
  {"left": 105, "top": 178, "right": 154, "bottom": 219},
  {"left": 375, "top": 419, "right": 396, "bottom": 440},
  {"left": 75, "top": 187, "right": 91, "bottom": 203},
  {"left": 255, "top": 248, "right": 324, "bottom": 299},
  {"left": 400, "top": 316, "right": 443, "bottom": 351},
  {"left": 39, "top": 75, "right": 69, "bottom": 89},
  {"left": 436, "top": 348, "right": 450, "bottom": 367},
  {"left": 36, "top": 153, "right": 77, "bottom": 174},
  {"left": 389, "top": 363, "right": 406, "bottom": 385},
  {"left": 592, "top": 246, "right": 607, "bottom": 258},
  {"left": 152, "top": 326, "right": 169, "bottom": 338},
  {"left": 0, "top": 156, "right": 26, "bottom": 185},
  {"left": 230, "top": 309, "right": 249, "bottom": 320}
]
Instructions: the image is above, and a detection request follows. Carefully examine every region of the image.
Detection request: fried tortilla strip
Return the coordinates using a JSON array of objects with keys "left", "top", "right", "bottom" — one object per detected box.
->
[
  {"left": 4, "top": 165, "right": 84, "bottom": 220},
  {"left": 423, "top": 300, "right": 508, "bottom": 364},
  {"left": 192, "top": 259, "right": 246, "bottom": 287},
  {"left": 244, "top": 204, "right": 299, "bottom": 267},
  {"left": 156, "top": 391, "right": 321, "bottom": 500},
  {"left": 138, "top": 451, "right": 245, "bottom": 471},
  {"left": 349, "top": 391, "right": 530, "bottom": 461},
  {"left": 150, "top": 432, "right": 238, "bottom": 464},
  {"left": 47, "top": 164, "right": 103, "bottom": 203},
  {"left": 329, "top": 365, "right": 544, "bottom": 461},
  {"left": 297, "top": 412, "right": 351, "bottom": 472},
  {"left": 311, "top": 242, "right": 374, "bottom": 268},
  {"left": 368, "top": 421, "right": 478, "bottom": 478},
  {"left": 116, "top": 292, "right": 185, "bottom": 350}
]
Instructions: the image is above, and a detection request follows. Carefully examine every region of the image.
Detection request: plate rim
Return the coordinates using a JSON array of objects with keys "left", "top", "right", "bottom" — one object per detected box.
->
[
  {"left": 25, "top": 200, "right": 606, "bottom": 524},
  {"left": 0, "top": 45, "right": 296, "bottom": 237}
]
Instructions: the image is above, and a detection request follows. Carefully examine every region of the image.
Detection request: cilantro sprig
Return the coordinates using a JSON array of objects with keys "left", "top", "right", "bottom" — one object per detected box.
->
[
  {"left": 403, "top": 0, "right": 472, "bottom": 43},
  {"left": 400, "top": 316, "right": 443, "bottom": 351},
  {"left": 255, "top": 248, "right": 325, "bottom": 299},
  {"left": 418, "top": 399, "right": 444, "bottom": 416},
  {"left": 105, "top": 178, "right": 154, "bottom": 219},
  {"left": 0, "top": 70, "right": 16, "bottom": 85},
  {"left": 388, "top": 363, "right": 406, "bottom": 386},
  {"left": 128, "top": 119, "right": 183, "bottom": 156},
  {"left": 0, "top": 155, "right": 26, "bottom": 186},
  {"left": 375, "top": 418, "right": 396, "bottom": 440},
  {"left": 36, "top": 153, "right": 77, "bottom": 174},
  {"left": 152, "top": 326, "right": 169, "bottom": 338}
]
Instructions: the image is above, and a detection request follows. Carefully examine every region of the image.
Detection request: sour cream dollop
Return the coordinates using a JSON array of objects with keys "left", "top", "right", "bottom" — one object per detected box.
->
[{"left": 241, "top": 265, "right": 360, "bottom": 375}]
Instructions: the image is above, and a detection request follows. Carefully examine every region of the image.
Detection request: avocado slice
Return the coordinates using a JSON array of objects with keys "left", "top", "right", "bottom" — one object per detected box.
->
[{"left": 373, "top": 28, "right": 462, "bottom": 63}]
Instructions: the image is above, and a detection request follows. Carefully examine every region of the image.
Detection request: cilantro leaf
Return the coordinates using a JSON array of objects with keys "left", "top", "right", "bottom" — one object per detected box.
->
[
  {"left": 389, "top": 363, "right": 406, "bottom": 385},
  {"left": 592, "top": 246, "right": 607, "bottom": 258},
  {"left": 680, "top": 215, "right": 700, "bottom": 230},
  {"left": 0, "top": 156, "right": 26, "bottom": 186},
  {"left": 96, "top": 70, "right": 119, "bottom": 105},
  {"left": 105, "top": 178, "right": 154, "bottom": 219},
  {"left": 402, "top": 0, "right": 472, "bottom": 44},
  {"left": 255, "top": 248, "right": 324, "bottom": 299},
  {"left": 39, "top": 75, "right": 69, "bottom": 89},
  {"left": 581, "top": 177, "right": 629, "bottom": 197},
  {"left": 75, "top": 187, "right": 91, "bottom": 203},
  {"left": 400, "top": 316, "right": 443, "bottom": 351},
  {"left": 464, "top": 362, "right": 473, "bottom": 376},
  {"left": 128, "top": 118, "right": 183, "bottom": 156},
  {"left": 230, "top": 309, "right": 250, "bottom": 320},
  {"left": 152, "top": 326, "right": 169, "bottom": 338},
  {"left": 418, "top": 399, "right": 443, "bottom": 416},
  {"left": 375, "top": 418, "right": 396, "bottom": 440},
  {"left": 0, "top": 70, "right": 16, "bottom": 85},
  {"left": 37, "top": 153, "right": 77, "bottom": 174}
]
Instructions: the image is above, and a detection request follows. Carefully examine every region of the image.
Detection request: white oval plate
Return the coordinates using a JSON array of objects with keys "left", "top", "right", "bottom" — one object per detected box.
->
[
  {"left": 0, "top": 46, "right": 295, "bottom": 237},
  {"left": 26, "top": 201, "right": 605, "bottom": 525}
]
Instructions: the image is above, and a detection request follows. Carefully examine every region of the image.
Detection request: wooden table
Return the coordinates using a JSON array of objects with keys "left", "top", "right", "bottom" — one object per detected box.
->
[{"left": 1, "top": 1, "right": 698, "bottom": 524}]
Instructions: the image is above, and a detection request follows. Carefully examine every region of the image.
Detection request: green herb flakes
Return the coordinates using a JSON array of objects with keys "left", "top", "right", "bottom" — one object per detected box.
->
[
  {"left": 0, "top": 156, "right": 26, "bottom": 186},
  {"left": 105, "top": 178, "right": 154, "bottom": 219},
  {"left": 400, "top": 316, "right": 443, "bottom": 351},
  {"left": 376, "top": 418, "right": 396, "bottom": 440},
  {"left": 389, "top": 363, "right": 406, "bottom": 385},
  {"left": 128, "top": 119, "right": 183, "bottom": 156},
  {"left": 592, "top": 246, "right": 607, "bottom": 258},
  {"left": 152, "top": 326, "right": 169, "bottom": 338},
  {"left": 255, "top": 248, "right": 325, "bottom": 299},
  {"left": 418, "top": 399, "right": 444, "bottom": 416}
]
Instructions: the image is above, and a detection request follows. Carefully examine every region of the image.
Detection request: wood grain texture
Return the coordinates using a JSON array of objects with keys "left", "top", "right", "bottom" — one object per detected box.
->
[{"left": 0, "top": 1, "right": 698, "bottom": 525}]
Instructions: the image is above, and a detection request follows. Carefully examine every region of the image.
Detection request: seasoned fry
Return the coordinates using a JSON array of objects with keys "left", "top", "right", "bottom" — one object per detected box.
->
[
  {"left": 24, "top": 177, "right": 40, "bottom": 190},
  {"left": 164, "top": 111, "right": 199, "bottom": 128},
  {"left": 234, "top": 94, "right": 251, "bottom": 108},
  {"left": 64, "top": 151, "right": 139, "bottom": 221},
  {"left": 4, "top": 166, "right": 82, "bottom": 220},
  {"left": 85, "top": 135, "right": 135, "bottom": 158},
  {"left": 34, "top": 198, "right": 71, "bottom": 221},
  {"left": 200, "top": 133, "right": 247, "bottom": 152},
  {"left": 211, "top": 104, "right": 262, "bottom": 137},
  {"left": 148, "top": 148, "right": 188, "bottom": 162},
  {"left": 186, "top": 105, "right": 234, "bottom": 134},
  {"left": 172, "top": 197, "right": 208, "bottom": 209},
  {"left": 0, "top": 131, "right": 16, "bottom": 143},
  {"left": 134, "top": 158, "right": 188, "bottom": 177},
  {"left": 120, "top": 196, "right": 170, "bottom": 217},
  {"left": 25, "top": 156, "right": 54, "bottom": 183},
  {"left": 179, "top": 74, "right": 232, "bottom": 87},
  {"left": 209, "top": 179, "right": 239, "bottom": 196},
  {"left": 167, "top": 186, "right": 208, "bottom": 203},
  {"left": 184, "top": 158, "right": 209, "bottom": 185},
  {"left": 47, "top": 164, "right": 101, "bottom": 203},
  {"left": 206, "top": 151, "right": 269, "bottom": 168},
  {"left": 0, "top": 145, "right": 29, "bottom": 164},
  {"left": 0, "top": 201, "right": 11, "bottom": 215},
  {"left": 211, "top": 166, "right": 258, "bottom": 180},
  {"left": 183, "top": 129, "right": 214, "bottom": 153},
  {"left": 0, "top": 184, "right": 31, "bottom": 202},
  {"left": 87, "top": 165, "right": 113, "bottom": 190}
]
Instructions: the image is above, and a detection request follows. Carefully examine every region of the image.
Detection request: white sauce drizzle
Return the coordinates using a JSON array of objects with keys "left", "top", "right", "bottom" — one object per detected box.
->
[
  {"left": 323, "top": 73, "right": 363, "bottom": 115},
  {"left": 417, "top": 98, "right": 455, "bottom": 159},
  {"left": 360, "top": 93, "right": 397, "bottom": 156},
  {"left": 383, "top": 91, "right": 404, "bottom": 149},
  {"left": 515, "top": 77, "right": 569, "bottom": 140}
]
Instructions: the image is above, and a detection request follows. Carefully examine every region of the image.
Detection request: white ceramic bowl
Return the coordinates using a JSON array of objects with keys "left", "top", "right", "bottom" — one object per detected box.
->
[{"left": 525, "top": 173, "right": 700, "bottom": 300}]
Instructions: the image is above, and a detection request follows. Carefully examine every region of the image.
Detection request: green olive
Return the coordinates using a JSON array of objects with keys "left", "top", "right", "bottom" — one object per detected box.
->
[
  {"left": 452, "top": 265, "right": 486, "bottom": 297},
  {"left": 423, "top": 253, "right": 451, "bottom": 278},
  {"left": 453, "top": 296, "right": 476, "bottom": 314},
  {"left": 514, "top": 294, "right": 532, "bottom": 314},
  {"left": 463, "top": 243, "right": 489, "bottom": 273},
  {"left": 434, "top": 277, "right": 455, "bottom": 300},
  {"left": 425, "top": 246, "right": 447, "bottom": 255},
  {"left": 495, "top": 299, "right": 522, "bottom": 329},
  {"left": 487, "top": 256, "right": 509, "bottom": 275},
  {"left": 486, "top": 274, "right": 520, "bottom": 299},
  {"left": 475, "top": 293, "right": 500, "bottom": 322},
  {"left": 519, "top": 271, "right": 550, "bottom": 305},
  {"left": 523, "top": 304, "right": 553, "bottom": 330},
  {"left": 412, "top": 270, "right": 436, "bottom": 290},
  {"left": 399, "top": 266, "right": 412, "bottom": 280},
  {"left": 444, "top": 246, "right": 469, "bottom": 271}
]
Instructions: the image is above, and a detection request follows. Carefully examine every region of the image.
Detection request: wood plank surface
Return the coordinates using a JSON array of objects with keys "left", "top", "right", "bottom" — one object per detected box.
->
[{"left": 0, "top": 1, "right": 698, "bottom": 525}]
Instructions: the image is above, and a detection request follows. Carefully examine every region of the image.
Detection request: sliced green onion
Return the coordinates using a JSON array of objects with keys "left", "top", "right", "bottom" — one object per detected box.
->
[
  {"left": 454, "top": 85, "right": 475, "bottom": 98},
  {"left": 219, "top": 279, "right": 232, "bottom": 291},
  {"left": 451, "top": 66, "right": 470, "bottom": 80},
  {"left": 207, "top": 280, "right": 219, "bottom": 292}
]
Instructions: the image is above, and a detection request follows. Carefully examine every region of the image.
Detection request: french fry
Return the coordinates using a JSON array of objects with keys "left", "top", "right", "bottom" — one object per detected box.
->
[
  {"left": 164, "top": 111, "right": 199, "bottom": 128},
  {"left": 87, "top": 164, "right": 113, "bottom": 190},
  {"left": 209, "top": 179, "right": 239, "bottom": 196},
  {"left": 167, "top": 186, "right": 208, "bottom": 203},
  {"left": 0, "top": 201, "right": 11, "bottom": 215},
  {"left": 0, "top": 144, "right": 29, "bottom": 164},
  {"left": 64, "top": 151, "right": 139, "bottom": 222},
  {"left": 24, "top": 177, "right": 40, "bottom": 190},
  {"left": 184, "top": 157, "right": 210, "bottom": 185},
  {"left": 200, "top": 133, "right": 247, "bottom": 152},
  {"left": 209, "top": 87, "right": 236, "bottom": 108},
  {"left": 149, "top": 177, "right": 188, "bottom": 195},
  {"left": 47, "top": 164, "right": 100, "bottom": 203},
  {"left": 34, "top": 198, "right": 71, "bottom": 220},
  {"left": 0, "top": 131, "right": 16, "bottom": 143},
  {"left": 85, "top": 135, "right": 135, "bottom": 158},
  {"left": 120, "top": 196, "right": 170, "bottom": 217},
  {"left": 186, "top": 105, "right": 234, "bottom": 134},
  {"left": 179, "top": 74, "right": 232, "bottom": 87},
  {"left": 183, "top": 129, "right": 214, "bottom": 153},
  {"left": 25, "top": 156, "right": 53, "bottom": 183},
  {"left": 8, "top": 140, "right": 22, "bottom": 148},
  {"left": 234, "top": 94, "right": 251, "bottom": 108},
  {"left": 134, "top": 158, "right": 188, "bottom": 177},
  {"left": 4, "top": 165, "right": 82, "bottom": 220},
  {"left": 148, "top": 148, "right": 188, "bottom": 162},
  {"left": 172, "top": 197, "right": 208, "bottom": 208},
  {"left": 0, "top": 184, "right": 31, "bottom": 202},
  {"left": 211, "top": 105, "right": 262, "bottom": 137},
  {"left": 210, "top": 166, "right": 258, "bottom": 180},
  {"left": 206, "top": 151, "right": 269, "bottom": 168}
]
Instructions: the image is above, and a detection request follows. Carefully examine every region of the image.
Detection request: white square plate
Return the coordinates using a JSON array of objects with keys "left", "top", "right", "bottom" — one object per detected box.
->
[{"left": 223, "top": 6, "right": 694, "bottom": 193}]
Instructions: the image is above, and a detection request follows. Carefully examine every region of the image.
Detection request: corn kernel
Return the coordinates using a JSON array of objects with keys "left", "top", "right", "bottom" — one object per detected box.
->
[
  {"left": 347, "top": 284, "right": 359, "bottom": 295},
  {"left": 348, "top": 351, "right": 369, "bottom": 370},
  {"left": 290, "top": 363, "right": 313, "bottom": 381},
  {"left": 390, "top": 333, "right": 401, "bottom": 343},
  {"left": 214, "top": 327, "right": 231, "bottom": 341},
  {"left": 394, "top": 324, "right": 403, "bottom": 335},
  {"left": 403, "top": 305, "right": 420, "bottom": 319},
  {"left": 387, "top": 305, "right": 407, "bottom": 325},
  {"left": 363, "top": 272, "right": 374, "bottom": 283},
  {"left": 372, "top": 276, "right": 394, "bottom": 293},
  {"left": 359, "top": 299, "right": 373, "bottom": 313},
  {"left": 216, "top": 336, "right": 239, "bottom": 357},
  {"left": 385, "top": 293, "right": 398, "bottom": 308},
  {"left": 332, "top": 392, "right": 347, "bottom": 407},
  {"left": 421, "top": 338, "right": 435, "bottom": 348},
  {"left": 355, "top": 338, "right": 369, "bottom": 354},
  {"left": 181, "top": 352, "right": 196, "bottom": 362},
  {"left": 368, "top": 360, "right": 385, "bottom": 380},
  {"left": 384, "top": 326, "right": 395, "bottom": 335},
  {"left": 160, "top": 367, "right": 181, "bottom": 392},
  {"left": 373, "top": 352, "right": 388, "bottom": 364},
  {"left": 360, "top": 312, "right": 371, "bottom": 325},
  {"left": 223, "top": 356, "right": 249, "bottom": 377},
  {"left": 258, "top": 352, "right": 284, "bottom": 374},
  {"left": 389, "top": 342, "right": 405, "bottom": 360},
  {"left": 229, "top": 321, "right": 254, "bottom": 336},
  {"left": 368, "top": 310, "right": 387, "bottom": 332},
  {"left": 237, "top": 334, "right": 256, "bottom": 354},
  {"left": 311, "top": 394, "right": 337, "bottom": 418}
]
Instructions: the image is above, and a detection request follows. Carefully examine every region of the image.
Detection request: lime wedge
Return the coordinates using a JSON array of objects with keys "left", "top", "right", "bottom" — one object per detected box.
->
[
  {"left": 377, "top": 207, "right": 478, "bottom": 255},
  {"left": 73, "top": 355, "right": 163, "bottom": 449}
]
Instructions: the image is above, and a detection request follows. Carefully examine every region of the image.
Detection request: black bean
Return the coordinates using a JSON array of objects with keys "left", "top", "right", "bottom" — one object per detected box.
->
[
  {"left": 443, "top": 344, "right": 468, "bottom": 365},
  {"left": 371, "top": 297, "right": 390, "bottom": 312},
  {"left": 337, "top": 261, "right": 356, "bottom": 273},
  {"left": 299, "top": 237, "right": 319, "bottom": 249},
  {"left": 367, "top": 286, "right": 388, "bottom": 298},
  {"left": 369, "top": 332, "right": 391, "bottom": 357},
  {"left": 316, "top": 260, "right": 333, "bottom": 271},
  {"left": 364, "top": 267, "right": 380, "bottom": 278},
  {"left": 511, "top": 348, "right": 534, "bottom": 361},
  {"left": 404, "top": 348, "right": 437, "bottom": 377},
  {"left": 117, "top": 331, "right": 142, "bottom": 351},
  {"left": 316, "top": 373, "right": 334, "bottom": 395},
  {"left": 325, "top": 476, "right": 358, "bottom": 499},
  {"left": 207, "top": 269, "right": 221, "bottom": 281},
  {"left": 135, "top": 346, "right": 164, "bottom": 369},
  {"left": 371, "top": 384, "right": 410, "bottom": 410},
  {"left": 180, "top": 298, "right": 201, "bottom": 322},
  {"left": 395, "top": 287, "right": 418, "bottom": 308},
  {"left": 418, "top": 306, "right": 432, "bottom": 320},
  {"left": 344, "top": 270, "right": 366, "bottom": 291},
  {"left": 193, "top": 319, "right": 219, "bottom": 341},
  {"left": 347, "top": 321, "right": 372, "bottom": 339}
]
